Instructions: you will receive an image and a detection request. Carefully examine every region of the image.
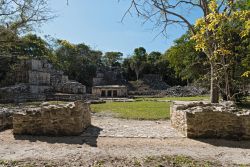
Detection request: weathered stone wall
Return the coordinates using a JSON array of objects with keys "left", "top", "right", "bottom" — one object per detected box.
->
[
  {"left": 13, "top": 101, "right": 91, "bottom": 136},
  {"left": 0, "top": 59, "right": 86, "bottom": 103},
  {"left": 171, "top": 102, "right": 250, "bottom": 139},
  {"left": 0, "top": 108, "right": 14, "bottom": 130},
  {"left": 92, "top": 68, "right": 125, "bottom": 86},
  {"left": 28, "top": 71, "right": 50, "bottom": 85},
  {"left": 46, "top": 93, "right": 86, "bottom": 101},
  {"left": 170, "top": 103, "right": 187, "bottom": 136}
]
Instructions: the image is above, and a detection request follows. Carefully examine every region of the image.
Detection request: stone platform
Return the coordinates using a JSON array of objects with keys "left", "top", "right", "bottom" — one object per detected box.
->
[
  {"left": 171, "top": 101, "right": 250, "bottom": 139},
  {"left": 13, "top": 101, "right": 91, "bottom": 136},
  {"left": 0, "top": 59, "right": 86, "bottom": 103},
  {"left": 0, "top": 108, "right": 14, "bottom": 131}
]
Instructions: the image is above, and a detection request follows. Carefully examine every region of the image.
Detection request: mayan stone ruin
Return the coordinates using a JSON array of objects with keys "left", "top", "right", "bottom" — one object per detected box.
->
[
  {"left": 0, "top": 59, "right": 86, "bottom": 103},
  {"left": 0, "top": 108, "right": 13, "bottom": 131},
  {"left": 13, "top": 101, "right": 91, "bottom": 136},
  {"left": 92, "top": 68, "right": 128, "bottom": 97},
  {"left": 92, "top": 67, "right": 125, "bottom": 86},
  {"left": 92, "top": 85, "right": 128, "bottom": 97},
  {"left": 171, "top": 101, "right": 250, "bottom": 139}
]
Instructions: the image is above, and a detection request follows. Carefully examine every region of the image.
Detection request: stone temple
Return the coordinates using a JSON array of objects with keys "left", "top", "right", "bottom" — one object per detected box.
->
[
  {"left": 92, "top": 68, "right": 128, "bottom": 98},
  {"left": 92, "top": 85, "right": 127, "bottom": 97},
  {"left": 0, "top": 59, "right": 86, "bottom": 103}
]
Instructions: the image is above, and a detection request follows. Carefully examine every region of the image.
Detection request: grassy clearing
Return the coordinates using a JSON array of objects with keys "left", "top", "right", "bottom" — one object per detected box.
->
[
  {"left": 91, "top": 101, "right": 171, "bottom": 120},
  {"left": 91, "top": 96, "right": 210, "bottom": 120}
]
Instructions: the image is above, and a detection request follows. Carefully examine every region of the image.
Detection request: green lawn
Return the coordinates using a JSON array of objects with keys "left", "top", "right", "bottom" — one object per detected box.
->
[
  {"left": 91, "top": 96, "right": 211, "bottom": 120},
  {"left": 91, "top": 101, "right": 171, "bottom": 120}
]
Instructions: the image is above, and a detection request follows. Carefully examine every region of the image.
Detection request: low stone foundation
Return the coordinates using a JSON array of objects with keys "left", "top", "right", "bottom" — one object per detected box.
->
[
  {"left": 170, "top": 102, "right": 250, "bottom": 139},
  {"left": 0, "top": 108, "right": 14, "bottom": 130},
  {"left": 13, "top": 101, "right": 91, "bottom": 136}
]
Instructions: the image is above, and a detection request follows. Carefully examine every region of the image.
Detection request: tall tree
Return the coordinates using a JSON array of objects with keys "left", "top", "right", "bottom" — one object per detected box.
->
[
  {"left": 54, "top": 40, "right": 102, "bottom": 87},
  {"left": 0, "top": 0, "right": 54, "bottom": 57},
  {"left": 130, "top": 47, "right": 147, "bottom": 81},
  {"left": 103, "top": 52, "right": 123, "bottom": 68},
  {"left": 192, "top": 1, "right": 250, "bottom": 101},
  {"left": 0, "top": 0, "right": 53, "bottom": 34},
  {"left": 125, "top": 0, "right": 249, "bottom": 103},
  {"left": 165, "top": 33, "right": 208, "bottom": 84}
]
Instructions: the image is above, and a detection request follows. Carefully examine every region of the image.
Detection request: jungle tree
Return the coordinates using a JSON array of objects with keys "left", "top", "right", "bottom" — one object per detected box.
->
[{"left": 125, "top": 0, "right": 250, "bottom": 103}]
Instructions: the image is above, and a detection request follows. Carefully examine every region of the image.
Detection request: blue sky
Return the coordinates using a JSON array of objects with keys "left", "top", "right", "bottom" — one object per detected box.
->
[{"left": 40, "top": 0, "right": 202, "bottom": 56}]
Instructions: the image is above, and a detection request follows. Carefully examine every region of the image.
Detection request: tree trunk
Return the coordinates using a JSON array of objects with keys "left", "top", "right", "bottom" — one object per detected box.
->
[
  {"left": 224, "top": 69, "right": 231, "bottom": 101},
  {"left": 135, "top": 69, "right": 139, "bottom": 81},
  {"left": 210, "top": 63, "right": 219, "bottom": 103}
]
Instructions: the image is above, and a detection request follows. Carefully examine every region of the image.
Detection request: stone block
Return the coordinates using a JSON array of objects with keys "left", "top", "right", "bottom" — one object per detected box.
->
[
  {"left": 13, "top": 101, "right": 91, "bottom": 136},
  {"left": 28, "top": 71, "right": 50, "bottom": 85},
  {"left": 170, "top": 102, "right": 250, "bottom": 139},
  {"left": 0, "top": 59, "right": 87, "bottom": 103},
  {"left": 0, "top": 108, "right": 14, "bottom": 130}
]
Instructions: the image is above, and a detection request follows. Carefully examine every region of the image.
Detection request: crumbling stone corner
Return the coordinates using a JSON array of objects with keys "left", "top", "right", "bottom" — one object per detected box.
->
[
  {"left": 171, "top": 102, "right": 250, "bottom": 139},
  {"left": 13, "top": 101, "right": 91, "bottom": 136}
]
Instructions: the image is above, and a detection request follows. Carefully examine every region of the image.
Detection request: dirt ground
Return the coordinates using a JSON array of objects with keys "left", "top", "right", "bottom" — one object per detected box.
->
[{"left": 1, "top": 114, "right": 250, "bottom": 166}]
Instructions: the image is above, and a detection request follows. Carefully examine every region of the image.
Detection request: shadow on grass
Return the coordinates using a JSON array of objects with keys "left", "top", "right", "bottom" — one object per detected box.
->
[
  {"left": 194, "top": 138, "right": 250, "bottom": 149},
  {"left": 14, "top": 125, "right": 103, "bottom": 147}
]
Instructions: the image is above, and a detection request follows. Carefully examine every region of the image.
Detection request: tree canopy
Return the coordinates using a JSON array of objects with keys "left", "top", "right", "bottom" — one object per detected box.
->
[{"left": 126, "top": 0, "right": 250, "bottom": 103}]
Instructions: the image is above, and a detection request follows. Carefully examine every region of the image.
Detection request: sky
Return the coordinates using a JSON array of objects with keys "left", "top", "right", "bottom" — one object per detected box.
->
[{"left": 40, "top": 0, "right": 202, "bottom": 57}]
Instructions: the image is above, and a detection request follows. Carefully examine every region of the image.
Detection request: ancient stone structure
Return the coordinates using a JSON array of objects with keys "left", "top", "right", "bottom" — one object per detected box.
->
[
  {"left": 128, "top": 74, "right": 170, "bottom": 96},
  {"left": 92, "top": 85, "right": 127, "bottom": 97},
  {"left": 0, "top": 108, "right": 14, "bottom": 130},
  {"left": 0, "top": 59, "right": 86, "bottom": 103},
  {"left": 171, "top": 102, "right": 250, "bottom": 139},
  {"left": 93, "top": 68, "right": 124, "bottom": 86},
  {"left": 161, "top": 86, "right": 207, "bottom": 97},
  {"left": 13, "top": 101, "right": 91, "bottom": 136},
  {"left": 142, "top": 74, "right": 163, "bottom": 82}
]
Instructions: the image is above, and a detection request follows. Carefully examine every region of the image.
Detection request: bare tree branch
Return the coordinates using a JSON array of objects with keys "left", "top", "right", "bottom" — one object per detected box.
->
[
  {"left": 0, "top": 0, "right": 54, "bottom": 34},
  {"left": 122, "top": 0, "right": 210, "bottom": 37}
]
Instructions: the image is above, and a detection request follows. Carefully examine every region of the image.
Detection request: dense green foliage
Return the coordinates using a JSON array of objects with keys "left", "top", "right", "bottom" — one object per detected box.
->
[
  {"left": 102, "top": 52, "right": 123, "bottom": 68},
  {"left": 165, "top": 34, "right": 208, "bottom": 84},
  {"left": 52, "top": 40, "right": 102, "bottom": 87},
  {"left": 125, "top": 0, "right": 250, "bottom": 103},
  {"left": 122, "top": 47, "right": 184, "bottom": 85},
  {"left": 192, "top": 0, "right": 250, "bottom": 101}
]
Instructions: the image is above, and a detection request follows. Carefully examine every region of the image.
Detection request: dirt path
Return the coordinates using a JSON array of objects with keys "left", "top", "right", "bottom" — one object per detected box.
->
[{"left": 0, "top": 115, "right": 250, "bottom": 166}]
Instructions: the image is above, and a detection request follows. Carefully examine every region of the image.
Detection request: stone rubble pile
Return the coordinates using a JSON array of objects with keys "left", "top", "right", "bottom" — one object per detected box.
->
[
  {"left": 0, "top": 59, "right": 86, "bottom": 103},
  {"left": 142, "top": 74, "right": 170, "bottom": 90},
  {"left": 162, "top": 86, "right": 208, "bottom": 97},
  {"left": 128, "top": 77, "right": 207, "bottom": 97}
]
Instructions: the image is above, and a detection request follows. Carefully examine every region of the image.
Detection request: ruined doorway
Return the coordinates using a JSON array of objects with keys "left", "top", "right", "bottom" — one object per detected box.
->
[
  {"left": 101, "top": 90, "right": 106, "bottom": 97},
  {"left": 113, "top": 90, "right": 117, "bottom": 97},
  {"left": 107, "top": 90, "right": 112, "bottom": 97}
]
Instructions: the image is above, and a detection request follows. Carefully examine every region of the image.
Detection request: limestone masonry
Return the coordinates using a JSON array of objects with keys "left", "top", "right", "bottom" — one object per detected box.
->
[
  {"left": 0, "top": 108, "right": 13, "bottom": 130},
  {"left": 0, "top": 59, "right": 86, "bottom": 103},
  {"left": 92, "top": 85, "right": 127, "bottom": 97},
  {"left": 13, "top": 101, "right": 91, "bottom": 136},
  {"left": 171, "top": 101, "right": 250, "bottom": 139}
]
